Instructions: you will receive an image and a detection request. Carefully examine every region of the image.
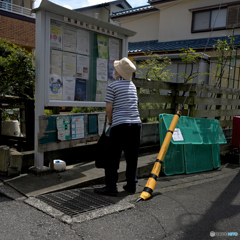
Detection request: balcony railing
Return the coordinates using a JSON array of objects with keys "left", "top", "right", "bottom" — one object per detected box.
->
[{"left": 0, "top": 1, "right": 35, "bottom": 18}]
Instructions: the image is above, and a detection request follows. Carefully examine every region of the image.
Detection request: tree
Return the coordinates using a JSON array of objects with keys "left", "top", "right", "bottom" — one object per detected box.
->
[
  {"left": 179, "top": 48, "right": 204, "bottom": 85},
  {"left": 137, "top": 52, "right": 173, "bottom": 122},
  {"left": 0, "top": 39, "right": 35, "bottom": 99},
  {"left": 138, "top": 52, "right": 173, "bottom": 84}
]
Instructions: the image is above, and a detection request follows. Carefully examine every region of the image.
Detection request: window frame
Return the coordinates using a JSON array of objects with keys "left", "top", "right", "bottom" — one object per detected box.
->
[{"left": 191, "top": 7, "right": 228, "bottom": 33}]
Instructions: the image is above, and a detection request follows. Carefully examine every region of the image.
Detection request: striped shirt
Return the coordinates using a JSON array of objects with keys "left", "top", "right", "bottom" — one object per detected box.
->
[{"left": 105, "top": 78, "right": 141, "bottom": 128}]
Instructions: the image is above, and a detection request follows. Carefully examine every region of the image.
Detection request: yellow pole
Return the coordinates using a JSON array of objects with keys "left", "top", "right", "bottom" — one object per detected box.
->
[{"left": 138, "top": 109, "right": 182, "bottom": 201}]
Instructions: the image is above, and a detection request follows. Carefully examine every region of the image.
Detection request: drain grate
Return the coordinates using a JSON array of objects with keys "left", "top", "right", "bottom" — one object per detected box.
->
[{"left": 36, "top": 189, "right": 117, "bottom": 217}]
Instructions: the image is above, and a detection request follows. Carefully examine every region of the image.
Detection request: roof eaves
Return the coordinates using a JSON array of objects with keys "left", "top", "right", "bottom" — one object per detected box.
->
[
  {"left": 128, "top": 36, "right": 240, "bottom": 53},
  {"left": 148, "top": 0, "right": 180, "bottom": 7},
  {"left": 74, "top": 0, "right": 132, "bottom": 12},
  {"left": 32, "top": 0, "right": 136, "bottom": 37},
  {"left": 111, "top": 5, "right": 156, "bottom": 18},
  {"left": 148, "top": 0, "right": 177, "bottom": 3}
]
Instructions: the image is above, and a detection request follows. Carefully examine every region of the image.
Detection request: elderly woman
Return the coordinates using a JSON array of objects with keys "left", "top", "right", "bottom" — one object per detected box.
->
[{"left": 94, "top": 57, "right": 142, "bottom": 196}]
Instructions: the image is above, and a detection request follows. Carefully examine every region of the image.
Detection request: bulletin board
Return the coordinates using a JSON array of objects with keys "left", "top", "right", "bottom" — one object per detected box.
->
[
  {"left": 41, "top": 8, "right": 133, "bottom": 108},
  {"left": 33, "top": 0, "right": 136, "bottom": 168}
]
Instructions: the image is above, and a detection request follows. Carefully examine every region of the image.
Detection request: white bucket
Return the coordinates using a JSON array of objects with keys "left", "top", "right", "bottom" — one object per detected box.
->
[
  {"left": 52, "top": 159, "right": 66, "bottom": 172},
  {"left": 1, "top": 120, "right": 22, "bottom": 137}
]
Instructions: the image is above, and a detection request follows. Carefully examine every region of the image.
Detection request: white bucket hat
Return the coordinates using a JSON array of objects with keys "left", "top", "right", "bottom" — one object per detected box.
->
[{"left": 114, "top": 57, "right": 136, "bottom": 81}]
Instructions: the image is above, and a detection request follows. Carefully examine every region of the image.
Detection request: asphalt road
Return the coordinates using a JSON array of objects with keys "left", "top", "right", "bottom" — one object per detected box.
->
[
  {"left": 0, "top": 193, "right": 80, "bottom": 240},
  {"left": 0, "top": 169, "right": 240, "bottom": 240},
  {"left": 72, "top": 170, "right": 240, "bottom": 240}
]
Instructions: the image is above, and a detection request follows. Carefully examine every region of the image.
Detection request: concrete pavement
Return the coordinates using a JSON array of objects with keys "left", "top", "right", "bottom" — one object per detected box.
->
[
  {"left": 0, "top": 152, "right": 157, "bottom": 198},
  {"left": 0, "top": 151, "right": 240, "bottom": 239}
]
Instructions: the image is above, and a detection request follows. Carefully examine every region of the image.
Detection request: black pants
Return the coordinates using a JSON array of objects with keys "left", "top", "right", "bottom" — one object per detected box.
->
[{"left": 105, "top": 123, "right": 141, "bottom": 189}]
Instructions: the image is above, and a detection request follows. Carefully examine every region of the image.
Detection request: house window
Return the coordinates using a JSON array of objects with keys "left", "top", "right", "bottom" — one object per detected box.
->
[
  {"left": 192, "top": 8, "right": 227, "bottom": 32},
  {"left": 227, "top": 5, "right": 240, "bottom": 28}
]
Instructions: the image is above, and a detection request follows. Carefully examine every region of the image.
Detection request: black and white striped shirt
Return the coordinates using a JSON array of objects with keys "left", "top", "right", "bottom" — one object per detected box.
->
[{"left": 105, "top": 78, "right": 141, "bottom": 128}]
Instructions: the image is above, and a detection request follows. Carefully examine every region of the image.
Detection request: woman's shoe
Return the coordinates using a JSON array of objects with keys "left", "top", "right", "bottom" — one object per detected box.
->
[
  {"left": 123, "top": 184, "right": 136, "bottom": 194},
  {"left": 94, "top": 186, "right": 118, "bottom": 197}
]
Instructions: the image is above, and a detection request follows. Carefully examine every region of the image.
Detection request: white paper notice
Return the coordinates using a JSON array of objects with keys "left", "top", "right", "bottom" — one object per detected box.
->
[
  {"left": 63, "top": 26, "right": 77, "bottom": 52},
  {"left": 71, "top": 115, "right": 85, "bottom": 139},
  {"left": 109, "top": 38, "right": 119, "bottom": 60},
  {"left": 77, "top": 29, "right": 90, "bottom": 55},
  {"left": 172, "top": 128, "right": 184, "bottom": 141},
  {"left": 77, "top": 55, "right": 89, "bottom": 79},
  {"left": 96, "top": 81, "right": 108, "bottom": 102},
  {"left": 98, "top": 114, "right": 106, "bottom": 136},
  {"left": 51, "top": 49, "right": 62, "bottom": 76},
  {"left": 97, "top": 58, "right": 108, "bottom": 81},
  {"left": 62, "top": 52, "right": 76, "bottom": 77},
  {"left": 49, "top": 75, "right": 63, "bottom": 99},
  {"left": 63, "top": 76, "right": 76, "bottom": 101}
]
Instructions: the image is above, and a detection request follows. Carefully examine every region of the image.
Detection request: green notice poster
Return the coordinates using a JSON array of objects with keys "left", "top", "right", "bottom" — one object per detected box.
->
[
  {"left": 97, "top": 35, "right": 109, "bottom": 59},
  {"left": 56, "top": 115, "right": 71, "bottom": 141}
]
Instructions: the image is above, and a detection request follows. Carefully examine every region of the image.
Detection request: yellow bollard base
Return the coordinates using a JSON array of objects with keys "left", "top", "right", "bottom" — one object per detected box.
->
[{"left": 140, "top": 191, "right": 152, "bottom": 200}]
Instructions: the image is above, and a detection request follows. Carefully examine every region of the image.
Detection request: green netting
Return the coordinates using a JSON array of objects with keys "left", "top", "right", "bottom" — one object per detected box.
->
[
  {"left": 160, "top": 114, "right": 227, "bottom": 145},
  {"left": 161, "top": 143, "right": 185, "bottom": 176},
  {"left": 159, "top": 115, "right": 185, "bottom": 175},
  {"left": 159, "top": 114, "right": 226, "bottom": 175},
  {"left": 212, "top": 144, "right": 221, "bottom": 169},
  {"left": 185, "top": 144, "right": 213, "bottom": 174},
  {"left": 195, "top": 118, "right": 227, "bottom": 144},
  {"left": 160, "top": 114, "right": 202, "bottom": 144}
]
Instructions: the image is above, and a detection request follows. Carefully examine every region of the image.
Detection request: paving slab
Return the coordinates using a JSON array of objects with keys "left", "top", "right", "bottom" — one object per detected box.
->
[{"left": 3, "top": 153, "right": 157, "bottom": 197}]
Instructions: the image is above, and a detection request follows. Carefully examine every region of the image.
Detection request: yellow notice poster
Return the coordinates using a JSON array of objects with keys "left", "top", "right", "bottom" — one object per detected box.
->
[{"left": 50, "top": 24, "right": 62, "bottom": 49}]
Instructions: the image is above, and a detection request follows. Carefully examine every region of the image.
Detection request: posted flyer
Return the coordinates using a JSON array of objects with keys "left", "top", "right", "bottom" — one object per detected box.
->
[
  {"left": 50, "top": 49, "right": 62, "bottom": 76},
  {"left": 97, "top": 58, "right": 108, "bottom": 81},
  {"left": 49, "top": 75, "right": 63, "bottom": 99},
  {"left": 108, "top": 60, "right": 115, "bottom": 81},
  {"left": 97, "top": 35, "right": 109, "bottom": 59},
  {"left": 75, "top": 78, "right": 87, "bottom": 101},
  {"left": 77, "top": 55, "right": 89, "bottom": 79},
  {"left": 71, "top": 115, "right": 85, "bottom": 139},
  {"left": 56, "top": 115, "right": 71, "bottom": 141},
  {"left": 63, "top": 76, "right": 76, "bottom": 101},
  {"left": 62, "top": 52, "right": 76, "bottom": 77},
  {"left": 62, "top": 26, "right": 77, "bottom": 52},
  {"left": 77, "top": 29, "right": 90, "bottom": 55},
  {"left": 50, "top": 23, "right": 62, "bottom": 49},
  {"left": 109, "top": 38, "right": 119, "bottom": 60},
  {"left": 96, "top": 80, "right": 108, "bottom": 102}
]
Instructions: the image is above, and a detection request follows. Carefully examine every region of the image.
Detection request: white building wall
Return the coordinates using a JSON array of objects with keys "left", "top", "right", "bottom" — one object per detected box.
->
[
  {"left": 120, "top": 12, "right": 160, "bottom": 42},
  {"left": 158, "top": 0, "right": 240, "bottom": 42}
]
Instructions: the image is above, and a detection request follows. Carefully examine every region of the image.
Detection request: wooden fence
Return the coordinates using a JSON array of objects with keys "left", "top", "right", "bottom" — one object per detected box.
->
[{"left": 133, "top": 78, "right": 240, "bottom": 128}]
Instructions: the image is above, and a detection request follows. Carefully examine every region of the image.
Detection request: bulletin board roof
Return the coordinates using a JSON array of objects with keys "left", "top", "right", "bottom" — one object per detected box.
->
[{"left": 32, "top": 0, "right": 136, "bottom": 37}]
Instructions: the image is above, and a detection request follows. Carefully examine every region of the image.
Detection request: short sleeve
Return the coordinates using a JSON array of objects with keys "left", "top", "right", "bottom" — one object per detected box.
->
[{"left": 105, "top": 84, "right": 114, "bottom": 103}]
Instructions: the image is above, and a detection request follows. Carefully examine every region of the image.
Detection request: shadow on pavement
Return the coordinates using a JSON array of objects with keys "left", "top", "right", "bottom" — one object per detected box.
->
[{"left": 177, "top": 171, "right": 240, "bottom": 240}]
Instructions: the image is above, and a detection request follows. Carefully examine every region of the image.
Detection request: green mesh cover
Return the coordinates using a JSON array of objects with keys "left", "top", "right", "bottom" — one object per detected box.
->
[
  {"left": 161, "top": 143, "right": 185, "bottom": 176},
  {"left": 212, "top": 144, "right": 221, "bottom": 169},
  {"left": 159, "top": 114, "right": 225, "bottom": 175},
  {"left": 159, "top": 115, "right": 185, "bottom": 175},
  {"left": 160, "top": 114, "right": 202, "bottom": 144},
  {"left": 185, "top": 144, "right": 213, "bottom": 174},
  {"left": 195, "top": 118, "right": 227, "bottom": 144}
]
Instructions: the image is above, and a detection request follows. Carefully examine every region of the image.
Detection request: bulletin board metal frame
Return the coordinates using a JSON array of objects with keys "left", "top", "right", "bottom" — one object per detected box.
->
[{"left": 33, "top": 0, "right": 136, "bottom": 169}]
